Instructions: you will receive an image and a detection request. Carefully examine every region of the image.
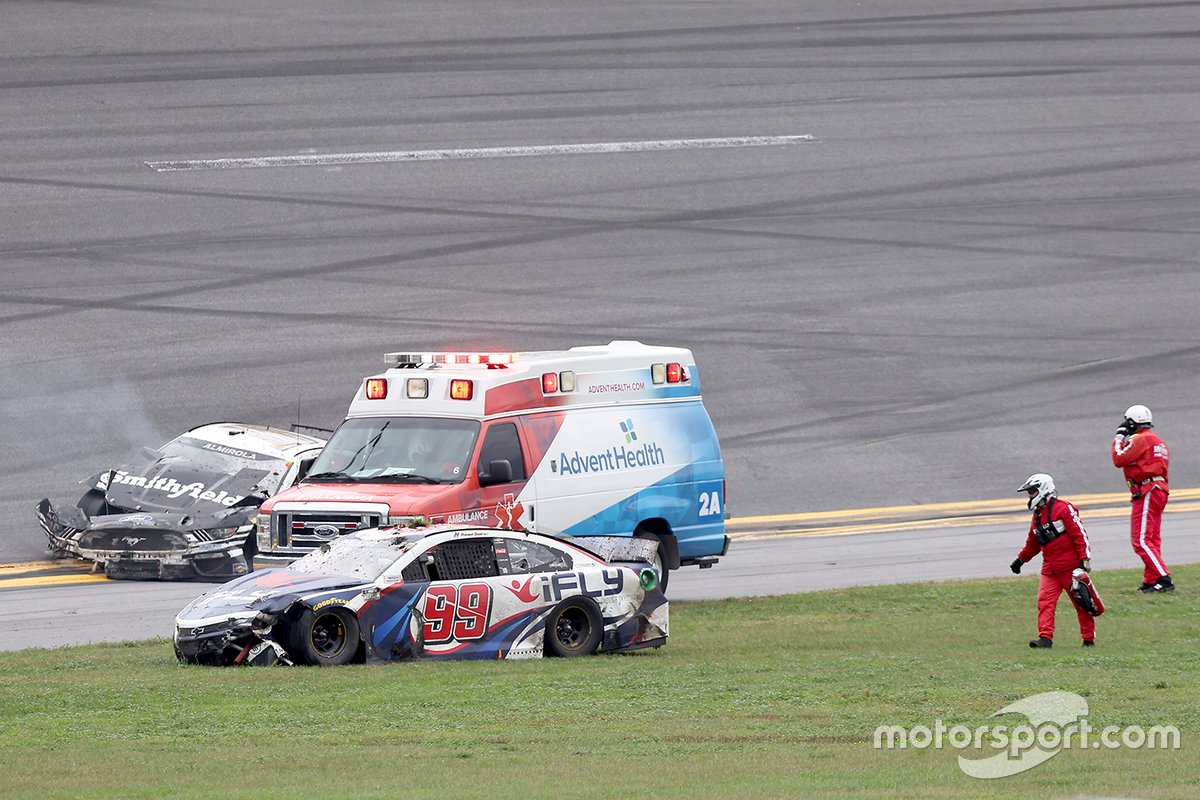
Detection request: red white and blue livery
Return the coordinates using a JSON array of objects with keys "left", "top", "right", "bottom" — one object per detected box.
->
[{"left": 174, "top": 524, "right": 668, "bottom": 665}]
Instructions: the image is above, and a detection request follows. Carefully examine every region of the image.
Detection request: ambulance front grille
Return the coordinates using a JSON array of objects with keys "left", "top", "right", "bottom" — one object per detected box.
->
[{"left": 273, "top": 511, "right": 384, "bottom": 552}]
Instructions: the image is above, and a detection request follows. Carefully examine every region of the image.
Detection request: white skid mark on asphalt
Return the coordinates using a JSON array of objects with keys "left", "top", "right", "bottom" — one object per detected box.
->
[{"left": 144, "top": 135, "right": 818, "bottom": 172}]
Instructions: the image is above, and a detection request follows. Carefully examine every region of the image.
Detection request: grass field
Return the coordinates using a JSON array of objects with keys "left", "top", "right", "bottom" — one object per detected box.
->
[{"left": 1, "top": 565, "right": 1197, "bottom": 799}]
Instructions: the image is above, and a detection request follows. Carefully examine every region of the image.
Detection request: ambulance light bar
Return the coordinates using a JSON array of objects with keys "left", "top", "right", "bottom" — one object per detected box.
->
[{"left": 385, "top": 352, "right": 518, "bottom": 366}]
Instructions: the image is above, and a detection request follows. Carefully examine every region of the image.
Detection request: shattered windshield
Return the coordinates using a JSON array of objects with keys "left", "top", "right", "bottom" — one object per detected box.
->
[
  {"left": 157, "top": 435, "right": 289, "bottom": 494},
  {"left": 102, "top": 434, "right": 288, "bottom": 512},
  {"left": 304, "top": 417, "right": 479, "bottom": 484},
  {"left": 290, "top": 532, "right": 424, "bottom": 580}
]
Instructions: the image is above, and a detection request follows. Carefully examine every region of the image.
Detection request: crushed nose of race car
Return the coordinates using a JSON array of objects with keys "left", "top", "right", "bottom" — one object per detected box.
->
[
  {"left": 35, "top": 422, "right": 327, "bottom": 581},
  {"left": 174, "top": 525, "right": 670, "bottom": 667}
]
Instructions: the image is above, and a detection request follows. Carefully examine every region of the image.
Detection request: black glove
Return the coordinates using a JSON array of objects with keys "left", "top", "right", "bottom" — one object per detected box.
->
[
  {"left": 1010, "top": 558, "right": 1023, "bottom": 574},
  {"left": 1116, "top": 425, "right": 1132, "bottom": 437},
  {"left": 1117, "top": 419, "right": 1134, "bottom": 436},
  {"left": 1080, "top": 558, "right": 1091, "bottom": 572}
]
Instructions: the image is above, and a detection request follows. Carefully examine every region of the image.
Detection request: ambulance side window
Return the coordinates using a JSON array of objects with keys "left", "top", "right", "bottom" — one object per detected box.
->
[{"left": 477, "top": 422, "right": 526, "bottom": 483}]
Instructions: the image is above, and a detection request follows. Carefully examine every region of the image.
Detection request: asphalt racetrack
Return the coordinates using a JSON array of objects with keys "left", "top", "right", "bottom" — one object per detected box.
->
[{"left": 2, "top": 1, "right": 1200, "bottom": 647}]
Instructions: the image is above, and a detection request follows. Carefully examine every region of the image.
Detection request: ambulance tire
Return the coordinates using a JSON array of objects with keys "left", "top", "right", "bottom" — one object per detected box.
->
[
  {"left": 633, "top": 528, "right": 671, "bottom": 593},
  {"left": 545, "top": 597, "right": 603, "bottom": 657},
  {"left": 648, "top": 548, "right": 670, "bottom": 593}
]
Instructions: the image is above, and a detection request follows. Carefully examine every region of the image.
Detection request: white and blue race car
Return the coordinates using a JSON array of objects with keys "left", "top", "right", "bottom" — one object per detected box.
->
[{"left": 174, "top": 524, "right": 668, "bottom": 665}]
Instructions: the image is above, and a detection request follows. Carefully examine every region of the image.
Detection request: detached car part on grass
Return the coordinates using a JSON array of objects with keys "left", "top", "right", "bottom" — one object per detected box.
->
[
  {"left": 36, "top": 423, "right": 326, "bottom": 581},
  {"left": 174, "top": 525, "right": 668, "bottom": 665}
]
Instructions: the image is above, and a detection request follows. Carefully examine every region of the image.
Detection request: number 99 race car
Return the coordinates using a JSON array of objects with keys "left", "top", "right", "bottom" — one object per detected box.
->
[
  {"left": 173, "top": 525, "right": 668, "bottom": 665},
  {"left": 35, "top": 423, "right": 326, "bottom": 581}
]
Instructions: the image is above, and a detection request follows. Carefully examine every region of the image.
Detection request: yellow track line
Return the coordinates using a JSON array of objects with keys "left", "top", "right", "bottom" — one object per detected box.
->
[
  {"left": 728, "top": 488, "right": 1200, "bottom": 528},
  {"left": 5, "top": 489, "right": 1196, "bottom": 583},
  {"left": 0, "top": 560, "right": 88, "bottom": 576},
  {"left": 0, "top": 573, "right": 109, "bottom": 589},
  {"left": 729, "top": 500, "right": 1200, "bottom": 541}
]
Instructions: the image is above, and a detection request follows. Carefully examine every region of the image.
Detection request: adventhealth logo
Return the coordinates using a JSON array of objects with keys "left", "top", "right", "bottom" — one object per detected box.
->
[{"left": 556, "top": 421, "right": 664, "bottom": 476}]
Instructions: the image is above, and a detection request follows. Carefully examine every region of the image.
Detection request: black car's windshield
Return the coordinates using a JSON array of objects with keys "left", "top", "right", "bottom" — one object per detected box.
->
[
  {"left": 290, "top": 531, "right": 425, "bottom": 580},
  {"left": 154, "top": 436, "right": 289, "bottom": 494},
  {"left": 303, "top": 417, "right": 479, "bottom": 484}
]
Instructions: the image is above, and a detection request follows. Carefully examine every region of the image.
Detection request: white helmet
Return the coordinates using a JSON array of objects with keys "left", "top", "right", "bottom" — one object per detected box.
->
[
  {"left": 1018, "top": 473, "right": 1057, "bottom": 510},
  {"left": 1124, "top": 404, "right": 1153, "bottom": 427}
]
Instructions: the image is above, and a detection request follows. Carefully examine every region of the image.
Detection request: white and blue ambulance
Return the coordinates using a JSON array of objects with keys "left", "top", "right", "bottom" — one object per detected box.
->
[{"left": 256, "top": 341, "right": 727, "bottom": 586}]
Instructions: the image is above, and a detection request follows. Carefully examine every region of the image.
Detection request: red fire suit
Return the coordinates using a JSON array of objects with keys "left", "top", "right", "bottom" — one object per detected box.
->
[
  {"left": 1016, "top": 498, "right": 1094, "bottom": 641},
  {"left": 1112, "top": 430, "right": 1170, "bottom": 584}
]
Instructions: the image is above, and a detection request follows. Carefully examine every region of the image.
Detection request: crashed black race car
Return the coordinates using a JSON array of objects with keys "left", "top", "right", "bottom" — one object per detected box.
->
[{"left": 36, "top": 423, "right": 326, "bottom": 581}]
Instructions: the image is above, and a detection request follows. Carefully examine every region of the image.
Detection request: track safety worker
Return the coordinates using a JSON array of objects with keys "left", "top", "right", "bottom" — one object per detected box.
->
[
  {"left": 1112, "top": 404, "right": 1173, "bottom": 593},
  {"left": 1010, "top": 474, "right": 1095, "bottom": 648}
]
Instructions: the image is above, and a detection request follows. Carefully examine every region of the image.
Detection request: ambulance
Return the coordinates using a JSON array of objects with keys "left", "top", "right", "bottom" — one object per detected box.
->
[{"left": 255, "top": 341, "right": 727, "bottom": 585}]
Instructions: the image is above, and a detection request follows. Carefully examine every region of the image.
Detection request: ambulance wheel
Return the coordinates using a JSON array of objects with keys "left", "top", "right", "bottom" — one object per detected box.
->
[
  {"left": 648, "top": 549, "right": 670, "bottom": 593},
  {"left": 287, "top": 606, "right": 360, "bottom": 666},
  {"left": 633, "top": 528, "right": 671, "bottom": 593},
  {"left": 545, "top": 597, "right": 603, "bottom": 657}
]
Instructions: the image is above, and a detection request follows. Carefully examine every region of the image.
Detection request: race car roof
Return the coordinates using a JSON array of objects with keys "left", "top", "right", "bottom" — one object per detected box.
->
[{"left": 180, "top": 423, "right": 327, "bottom": 460}]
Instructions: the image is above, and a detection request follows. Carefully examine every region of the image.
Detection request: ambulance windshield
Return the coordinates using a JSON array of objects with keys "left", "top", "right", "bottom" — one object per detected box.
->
[{"left": 304, "top": 417, "right": 479, "bottom": 484}]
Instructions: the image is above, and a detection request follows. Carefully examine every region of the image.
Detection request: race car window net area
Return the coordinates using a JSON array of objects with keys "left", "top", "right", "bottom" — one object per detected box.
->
[
  {"left": 304, "top": 416, "right": 479, "bottom": 484},
  {"left": 499, "top": 538, "right": 571, "bottom": 574},
  {"left": 291, "top": 532, "right": 423, "bottom": 580},
  {"left": 426, "top": 539, "right": 499, "bottom": 581}
]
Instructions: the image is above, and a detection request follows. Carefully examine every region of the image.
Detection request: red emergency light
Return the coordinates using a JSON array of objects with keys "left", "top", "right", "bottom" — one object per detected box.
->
[
  {"left": 542, "top": 372, "right": 558, "bottom": 394},
  {"left": 449, "top": 379, "right": 473, "bottom": 400},
  {"left": 365, "top": 378, "right": 388, "bottom": 399},
  {"left": 665, "top": 363, "right": 683, "bottom": 383}
]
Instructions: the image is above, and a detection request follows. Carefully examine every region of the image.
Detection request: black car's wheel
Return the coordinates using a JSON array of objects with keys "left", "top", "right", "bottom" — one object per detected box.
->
[
  {"left": 76, "top": 489, "right": 108, "bottom": 517},
  {"left": 287, "top": 606, "right": 360, "bottom": 666},
  {"left": 545, "top": 597, "right": 603, "bottom": 657}
]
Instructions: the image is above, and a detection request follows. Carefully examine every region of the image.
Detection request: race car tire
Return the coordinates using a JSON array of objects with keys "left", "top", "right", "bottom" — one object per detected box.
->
[
  {"left": 174, "top": 644, "right": 196, "bottom": 665},
  {"left": 545, "top": 596, "right": 603, "bottom": 657},
  {"left": 286, "top": 606, "right": 360, "bottom": 666}
]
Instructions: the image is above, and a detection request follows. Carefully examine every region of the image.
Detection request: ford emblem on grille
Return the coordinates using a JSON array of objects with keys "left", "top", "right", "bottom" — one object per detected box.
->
[{"left": 312, "top": 525, "right": 340, "bottom": 539}]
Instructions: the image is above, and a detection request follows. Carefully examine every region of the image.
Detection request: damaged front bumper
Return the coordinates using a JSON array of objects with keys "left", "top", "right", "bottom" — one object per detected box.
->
[
  {"left": 36, "top": 499, "right": 251, "bottom": 581},
  {"left": 175, "top": 611, "right": 288, "bottom": 666}
]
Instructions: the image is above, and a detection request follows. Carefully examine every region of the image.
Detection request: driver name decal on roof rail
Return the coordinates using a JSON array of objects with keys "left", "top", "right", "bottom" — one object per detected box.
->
[
  {"left": 109, "top": 471, "right": 244, "bottom": 506},
  {"left": 199, "top": 442, "right": 262, "bottom": 460}
]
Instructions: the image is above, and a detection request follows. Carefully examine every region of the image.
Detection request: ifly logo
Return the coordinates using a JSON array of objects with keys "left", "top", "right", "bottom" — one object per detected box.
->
[{"left": 620, "top": 418, "right": 637, "bottom": 444}]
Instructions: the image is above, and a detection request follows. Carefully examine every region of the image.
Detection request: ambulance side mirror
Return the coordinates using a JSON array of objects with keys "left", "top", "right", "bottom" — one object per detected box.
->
[{"left": 479, "top": 459, "right": 514, "bottom": 487}]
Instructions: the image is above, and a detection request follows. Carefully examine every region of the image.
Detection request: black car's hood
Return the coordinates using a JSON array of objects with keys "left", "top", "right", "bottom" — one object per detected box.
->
[
  {"left": 177, "top": 569, "right": 370, "bottom": 620},
  {"left": 101, "top": 448, "right": 273, "bottom": 514}
]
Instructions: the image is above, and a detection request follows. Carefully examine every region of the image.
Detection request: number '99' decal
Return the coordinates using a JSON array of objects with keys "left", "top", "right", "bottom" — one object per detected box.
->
[{"left": 421, "top": 582, "right": 493, "bottom": 644}]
